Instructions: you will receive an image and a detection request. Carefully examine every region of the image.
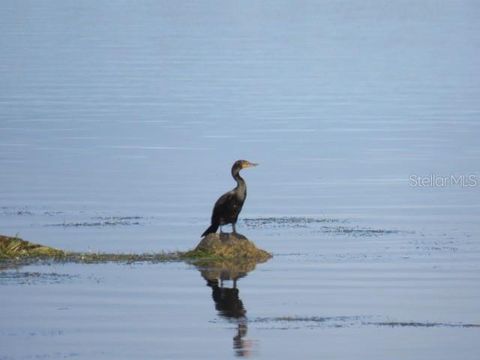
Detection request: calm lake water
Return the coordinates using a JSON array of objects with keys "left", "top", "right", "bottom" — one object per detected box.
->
[{"left": 1, "top": 1, "right": 479, "bottom": 359}]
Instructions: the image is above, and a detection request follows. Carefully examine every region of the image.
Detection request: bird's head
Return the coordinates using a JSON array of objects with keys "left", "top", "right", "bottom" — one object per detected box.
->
[
  {"left": 234, "top": 160, "right": 258, "bottom": 170},
  {"left": 231, "top": 160, "right": 258, "bottom": 176}
]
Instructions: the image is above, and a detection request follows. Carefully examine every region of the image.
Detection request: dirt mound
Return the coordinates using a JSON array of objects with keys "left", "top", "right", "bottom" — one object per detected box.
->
[{"left": 186, "top": 232, "right": 272, "bottom": 262}]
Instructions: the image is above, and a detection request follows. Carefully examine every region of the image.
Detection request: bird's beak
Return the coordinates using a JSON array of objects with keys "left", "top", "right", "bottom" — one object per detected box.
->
[{"left": 245, "top": 162, "right": 258, "bottom": 168}]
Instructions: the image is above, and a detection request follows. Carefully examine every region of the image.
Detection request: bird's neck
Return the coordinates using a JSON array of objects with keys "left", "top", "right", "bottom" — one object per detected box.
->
[{"left": 232, "top": 171, "right": 247, "bottom": 197}]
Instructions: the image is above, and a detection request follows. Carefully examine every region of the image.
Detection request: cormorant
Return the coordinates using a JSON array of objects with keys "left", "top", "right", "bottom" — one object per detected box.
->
[{"left": 201, "top": 160, "right": 258, "bottom": 237}]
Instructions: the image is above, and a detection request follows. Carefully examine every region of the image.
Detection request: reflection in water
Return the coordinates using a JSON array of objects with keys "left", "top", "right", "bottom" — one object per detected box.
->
[
  {"left": 195, "top": 258, "right": 266, "bottom": 357},
  {"left": 206, "top": 279, "right": 253, "bottom": 357},
  {"left": 207, "top": 278, "right": 245, "bottom": 318}
]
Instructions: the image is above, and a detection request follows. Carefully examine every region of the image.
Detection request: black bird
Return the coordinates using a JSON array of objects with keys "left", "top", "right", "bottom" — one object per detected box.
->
[{"left": 202, "top": 160, "right": 258, "bottom": 237}]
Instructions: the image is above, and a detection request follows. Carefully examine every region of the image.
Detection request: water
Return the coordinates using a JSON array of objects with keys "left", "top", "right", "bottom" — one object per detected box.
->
[{"left": 1, "top": 1, "right": 479, "bottom": 359}]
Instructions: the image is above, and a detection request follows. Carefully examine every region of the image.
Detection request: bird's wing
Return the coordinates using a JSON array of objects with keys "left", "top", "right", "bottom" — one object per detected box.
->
[{"left": 211, "top": 190, "right": 236, "bottom": 220}]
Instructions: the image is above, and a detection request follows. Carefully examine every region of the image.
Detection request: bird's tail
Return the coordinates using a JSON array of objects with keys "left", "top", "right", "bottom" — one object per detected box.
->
[{"left": 201, "top": 223, "right": 219, "bottom": 237}]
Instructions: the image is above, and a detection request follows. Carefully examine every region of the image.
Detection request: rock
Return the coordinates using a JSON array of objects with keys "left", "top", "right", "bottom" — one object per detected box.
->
[{"left": 187, "top": 232, "right": 272, "bottom": 262}]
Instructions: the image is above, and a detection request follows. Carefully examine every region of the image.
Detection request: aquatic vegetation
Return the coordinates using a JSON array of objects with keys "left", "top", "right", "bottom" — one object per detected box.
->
[
  {"left": 367, "top": 321, "right": 480, "bottom": 328},
  {"left": 242, "top": 217, "right": 411, "bottom": 237},
  {"left": 317, "top": 226, "right": 408, "bottom": 237},
  {"left": 242, "top": 216, "right": 343, "bottom": 228},
  {"left": 0, "top": 235, "right": 66, "bottom": 259},
  {"left": 0, "top": 233, "right": 272, "bottom": 266},
  {"left": 0, "top": 271, "right": 79, "bottom": 286},
  {"left": 46, "top": 216, "right": 144, "bottom": 227},
  {"left": 0, "top": 235, "right": 186, "bottom": 265},
  {"left": 63, "top": 251, "right": 185, "bottom": 264},
  {"left": 250, "top": 316, "right": 480, "bottom": 330}
]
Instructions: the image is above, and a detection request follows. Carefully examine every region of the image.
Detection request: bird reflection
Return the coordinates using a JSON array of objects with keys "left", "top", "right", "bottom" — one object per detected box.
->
[
  {"left": 195, "top": 259, "right": 261, "bottom": 357},
  {"left": 206, "top": 278, "right": 252, "bottom": 356},
  {"left": 207, "top": 278, "right": 246, "bottom": 318}
]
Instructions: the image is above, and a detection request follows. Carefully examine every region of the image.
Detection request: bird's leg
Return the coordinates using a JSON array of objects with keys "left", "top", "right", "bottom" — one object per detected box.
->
[
  {"left": 232, "top": 223, "right": 237, "bottom": 234},
  {"left": 219, "top": 225, "right": 224, "bottom": 234}
]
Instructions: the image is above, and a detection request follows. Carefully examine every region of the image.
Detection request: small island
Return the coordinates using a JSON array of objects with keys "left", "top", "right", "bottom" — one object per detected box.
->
[
  {"left": 0, "top": 233, "right": 272, "bottom": 265},
  {"left": 187, "top": 232, "right": 271, "bottom": 262}
]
